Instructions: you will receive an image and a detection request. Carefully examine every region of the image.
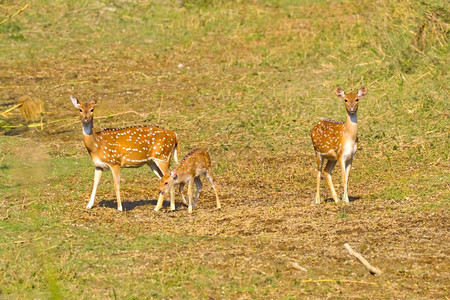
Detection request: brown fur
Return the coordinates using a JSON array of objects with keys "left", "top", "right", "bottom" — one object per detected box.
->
[
  {"left": 156, "top": 148, "right": 220, "bottom": 213},
  {"left": 70, "top": 95, "right": 178, "bottom": 211},
  {"left": 310, "top": 87, "right": 367, "bottom": 204}
]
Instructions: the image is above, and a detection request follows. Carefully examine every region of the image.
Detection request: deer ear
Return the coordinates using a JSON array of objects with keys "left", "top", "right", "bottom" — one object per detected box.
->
[
  {"left": 90, "top": 98, "right": 97, "bottom": 105},
  {"left": 335, "top": 87, "right": 345, "bottom": 98},
  {"left": 357, "top": 86, "right": 367, "bottom": 98},
  {"left": 70, "top": 95, "right": 80, "bottom": 108}
]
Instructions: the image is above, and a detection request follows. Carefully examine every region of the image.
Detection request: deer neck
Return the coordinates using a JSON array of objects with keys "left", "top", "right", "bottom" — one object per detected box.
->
[
  {"left": 82, "top": 120, "right": 98, "bottom": 154},
  {"left": 344, "top": 111, "right": 358, "bottom": 141}
]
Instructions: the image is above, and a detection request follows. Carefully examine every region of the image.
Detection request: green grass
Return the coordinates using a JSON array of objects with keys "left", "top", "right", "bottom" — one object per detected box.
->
[{"left": 1, "top": 0, "right": 449, "bottom": 298}]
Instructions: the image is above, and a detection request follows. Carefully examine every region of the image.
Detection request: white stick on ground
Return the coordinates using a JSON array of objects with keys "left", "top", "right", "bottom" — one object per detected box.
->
[
  {"left": 290, "top": 262, "right": 307, "bottom": 272},
  {"left": 344, "top": 243, "right": 382, "bottom": 275}
]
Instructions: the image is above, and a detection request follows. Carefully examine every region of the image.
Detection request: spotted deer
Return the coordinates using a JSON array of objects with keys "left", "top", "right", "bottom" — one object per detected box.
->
[
  {"left": 310, "top": 87, "right": 367, "bottom": 204},
  {"left": 156, "top": 148, "right": 220, "bottom": 213},
  {"left": 70, "top": 96, "right": 178, "bottom": 211}
]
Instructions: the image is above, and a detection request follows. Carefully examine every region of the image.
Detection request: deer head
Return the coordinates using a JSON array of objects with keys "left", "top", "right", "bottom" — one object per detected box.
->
[
  {"left": 336, "top": 87, "right": 367, "bottom": 115},
  {"left": 70, "top": 95, "right": 97, "bottom": 124},
  {"left": 159, "top": 170, "right": 179, "bottom": 195}
]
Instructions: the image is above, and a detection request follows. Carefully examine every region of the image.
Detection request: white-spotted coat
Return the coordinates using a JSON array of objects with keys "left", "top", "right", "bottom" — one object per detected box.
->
[
  {"left": 70, "top": 96, "right": 178, "bottom": 211},
  {"left": 156, "top": 148, "right": 221, "bottom": 213},
  {"left": 310, "top": 87, "right": 367, "bottom": 204}
]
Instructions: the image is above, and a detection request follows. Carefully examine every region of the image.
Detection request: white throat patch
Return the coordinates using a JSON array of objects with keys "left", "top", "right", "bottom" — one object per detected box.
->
[{"left": 83, "top": 123, "right": 93, "bottom": 135}]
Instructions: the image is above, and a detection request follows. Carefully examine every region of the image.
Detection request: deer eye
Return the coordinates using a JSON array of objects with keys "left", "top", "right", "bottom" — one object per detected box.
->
[
  {"left": 356, "top": 99, "right": 359, "bottom": 102},
  {"left": 344, "top": 100, "right": 348, "bottom": 102},
  {"left": 90, "top": 109, "right": 94, "bottom": 112},
  {"left": 164, "top": 182, "right": 168, "bottom": 185},
  {"left": 79, "top": 109, "right": 83, "bottom": 112}
]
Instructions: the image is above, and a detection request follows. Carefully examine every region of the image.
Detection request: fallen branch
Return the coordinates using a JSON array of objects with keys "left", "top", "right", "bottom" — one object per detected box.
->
[
  {"left": 157, "top": 95, "right": 164, "bottom": 124},
  {"left": 0, "top": 4, "right": 30, "bottom": 26},
  {"left": 38, "top": 244, "right": 59, "bottom": 257},
  {"left": 60, "top": 110, "right": 148, "bottom": 127},
  {"left": 27, "top": 119, "right": 68, "bottom": 128},
  {"left": 0, "top": 103, "right": 23, "bottom": 118},
  {"left": 0, "top": 119, "right": 69, "bottom": 129},
  {"left": 301, "top": 279, "right": 376, "bottom": 285},
  {"left": 344, "top": 243, "right": 382, "bottom": 275},
  {"left": 290, "top": 262, "right": 307, "bottom": 272},
  {"left": 96, "top": 110, "right": 147, "bottom": 119}
]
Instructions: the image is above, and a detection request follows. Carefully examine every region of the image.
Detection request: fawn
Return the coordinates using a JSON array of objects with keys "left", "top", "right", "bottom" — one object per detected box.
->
[
  {"left": 310, "top": 87, "right": 367, "bottom": 204},
  {"left": 70, "top": 96, "right": 179, "bottom": 211},
  {"left": 156, "top": 148, "right": 221, "bottom": 213}
]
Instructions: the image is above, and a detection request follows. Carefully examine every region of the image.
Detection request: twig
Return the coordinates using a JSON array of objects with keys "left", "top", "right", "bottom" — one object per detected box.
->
[
  {"left": 0, "top": 124, "right": 24, "bottom": 129},
  {"left": 52, "top": 80, "right": 90, "bottom": 89},
  {"left": 412, "top": 71, "right": 431, "bottom": 84},
  {"left": 301, "top": 279, "right": 376, "bottom": 285},
  {"left": 27, "top": 119, "right": 69, "bottom": 128},
  {"left": 344, "top": 243, "right": 382, "bottom": 275},
  {"left": 38, "top": 244, "right": 59, "bottom": 257},
  {"left": 55, "top": 111, "right": 148, "bottom": 131},
  {"left": 0, "top": 119, "right": 70, "bottom": 129},
  {"left": 97, "top": 110, "right": 147, "bottom": 119},
  {"left": 0, "top": 103, "right": 23, "bottom": 117},
  {"left": 355, "top": 60, "right": 382, "bottom": 67},
  {"left": 157, "top": 95, "right": 164, "bottom": 124},
  {"left": 0, "top": 4, "right": 30, "bottom": 26},
  {"left": 290, "top": 262, "right": 307, "bottom": 272}
]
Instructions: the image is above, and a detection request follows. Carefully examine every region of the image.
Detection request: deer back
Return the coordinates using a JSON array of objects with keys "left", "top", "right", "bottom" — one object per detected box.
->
[
  {"left": 93, "top": 126, "right": 177, "bottom": 167},
  {"left": 177, "top": 148, "right": 211, "bottom": 179}
]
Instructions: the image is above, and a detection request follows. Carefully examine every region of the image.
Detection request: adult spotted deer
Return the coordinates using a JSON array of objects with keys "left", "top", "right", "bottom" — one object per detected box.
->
[
  {"left": 156, "top": 148, "right": 220, "bottom": 213},
  {"left": 70, "top": 96, "right": 178, "bottom": 211},
  {"left": 310, "top": 87, "right": 367, "bottom": 204}
]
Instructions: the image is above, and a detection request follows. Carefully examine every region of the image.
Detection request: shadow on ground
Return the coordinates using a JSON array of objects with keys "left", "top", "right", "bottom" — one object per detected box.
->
[
  {"left": 98, "top": 199, "right": 187, "bottom": 211},
  {"left": 99, "top": 199, "right": 153, "bottom": 211},
  {"left": 323, "top": 196, "right": 360, "bottom": 203}
]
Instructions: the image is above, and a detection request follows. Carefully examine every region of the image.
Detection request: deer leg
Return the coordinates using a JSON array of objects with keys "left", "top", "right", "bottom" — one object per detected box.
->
[
  {"left": 341, "top": 158, "right": 352, "bottom": 203},
  {"left": 315, "top": 153, "right": 324, "bottom": 204},
  {"left": 179, "top": 183, "right": 187, "bottom": 205},
  {"left": 155, "top": 192, "right": 164, "bottom": 212},
  {"left": 193, "top": 176, "right": 202, "bottom": 209},
  {"left": 152, "top": 161, "right": 169, "bottom": 212},
  {"left": 170, "top": 186, "right": 175, "bottom": 211},
  {"left": 324, "top": 160, "right": 339, "bottom": 202},
  {"left": 110, "top": 165, "right": 123, "bottom": 211},
  {"left": 86, "top": 167, "right": 103, "bottom": 209},
  {"left": 163, "top": 162, "right": 174, "bottom": 211},
  {"left": 206, "top": 171, "right": 221, "bottom": 209},
  {"left": 188, "top": 179, "right": 193, "bottom": 213}
]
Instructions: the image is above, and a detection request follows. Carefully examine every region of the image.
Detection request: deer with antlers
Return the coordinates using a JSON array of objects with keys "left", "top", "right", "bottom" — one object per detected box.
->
[
  {"left": 310, "top": 87, "right": 367, "bottom": 204},
  {"left": 156, "top": 148, "right": 220, "bottom": 213},
  {"left": 70, "top": 96, "right": 178, "bottom": 211}
]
